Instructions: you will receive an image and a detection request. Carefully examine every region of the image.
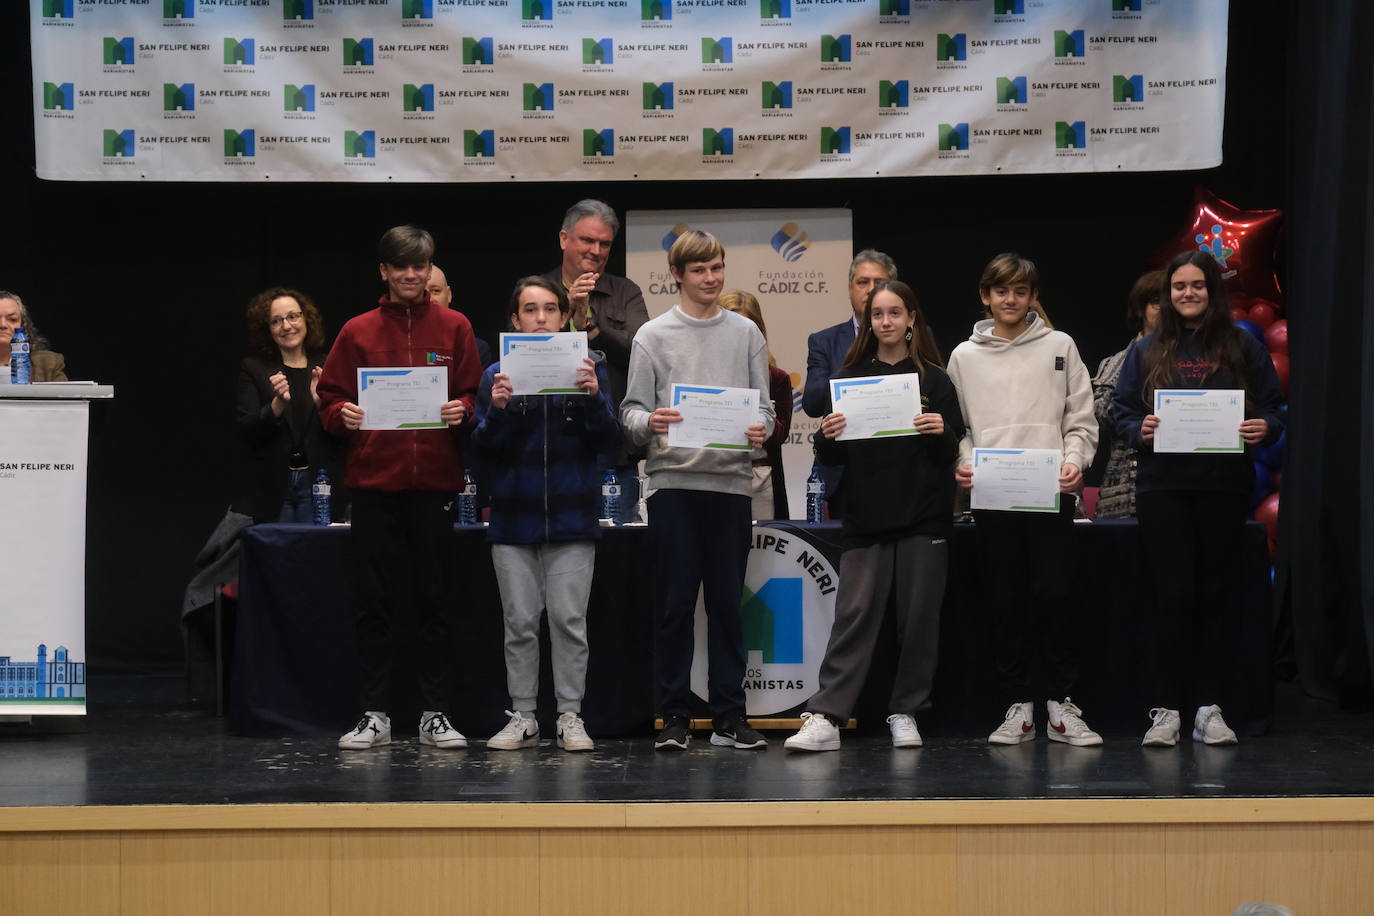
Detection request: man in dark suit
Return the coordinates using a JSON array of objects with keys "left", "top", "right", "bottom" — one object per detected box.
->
[
  {"left": 802, "top": 249, "right": 898, "bottom": 519},
  {"left": 541, "top": 199, "right": 650, "bottom": 522}
]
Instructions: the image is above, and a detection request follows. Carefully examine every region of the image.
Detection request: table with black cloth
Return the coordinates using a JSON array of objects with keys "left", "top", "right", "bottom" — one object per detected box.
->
[{"left": 231, "top": 520, "right": 1275, "bottom": 740}]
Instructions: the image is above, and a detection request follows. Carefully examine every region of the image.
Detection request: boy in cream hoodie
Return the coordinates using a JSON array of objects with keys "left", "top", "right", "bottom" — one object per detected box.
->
[{"left": 947, "top": 253, "right": 1100, "bottom": 747}]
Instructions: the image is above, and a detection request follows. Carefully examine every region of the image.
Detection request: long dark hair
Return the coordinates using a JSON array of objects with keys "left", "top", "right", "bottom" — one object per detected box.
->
[
  {"left": 1142, "top": 251, "right": 1247, "bottom": 400},
  {"left": 843, "top": 279, "right": 943, "bottom": 376}
]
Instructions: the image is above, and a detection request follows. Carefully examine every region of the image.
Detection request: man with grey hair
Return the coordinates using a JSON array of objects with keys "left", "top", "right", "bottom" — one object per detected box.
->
[
  {"left": 541, "top": 200, "right": 650, "bottom": 520},
  {"left": 801, "top": 249, "right": 898, "bottom": 518}
]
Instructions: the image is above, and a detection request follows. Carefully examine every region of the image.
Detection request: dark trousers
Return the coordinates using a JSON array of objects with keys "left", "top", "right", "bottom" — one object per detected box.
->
[
  {"left": 808, "top": 534, "right": 948, "bottom": 721},
  {"left": 973, "top": 497, "right": 1079, "bottom": 705},
  {"left": 350, "top": 489, "right": 455, "bottom": 713},
  {"left": 1136, "top": 489, "right": 1248, "bottom": 711},
  {"left": 650, "top": 488, "right": 751, "bottom": 720}
]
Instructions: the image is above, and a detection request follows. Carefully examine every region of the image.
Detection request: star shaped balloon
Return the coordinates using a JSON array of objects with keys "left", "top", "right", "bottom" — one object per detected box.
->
[{"left": 1180, "top": 188, "right": 1285, "bottom": 306}]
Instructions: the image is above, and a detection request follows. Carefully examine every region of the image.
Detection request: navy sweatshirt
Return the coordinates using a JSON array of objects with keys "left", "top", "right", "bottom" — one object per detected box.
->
[
  {"left": 1112, "top": 327, "right": 1285, "bottom": 496},
  {"left": 815, "top": 356, "right": 965, "bottom": 547}
]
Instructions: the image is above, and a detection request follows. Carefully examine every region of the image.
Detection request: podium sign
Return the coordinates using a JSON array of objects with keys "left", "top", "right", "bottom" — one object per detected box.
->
[{"left": 0, "top": 394, "right": 104, "bottom": 715}]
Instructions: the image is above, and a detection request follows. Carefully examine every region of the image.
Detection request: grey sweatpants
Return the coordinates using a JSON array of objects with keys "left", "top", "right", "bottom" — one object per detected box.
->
[
  {"left": 807, "top": 534, "right": 948, "bottom": 721},
  {"left": 490, "top": 541, "right": 595, "bottom": 714}
]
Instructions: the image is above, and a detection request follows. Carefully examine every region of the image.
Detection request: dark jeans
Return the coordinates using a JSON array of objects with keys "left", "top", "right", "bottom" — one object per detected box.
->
[
  {"left": 350, "top": 489, "right": 455, "bottom": 714},
  {"left": 1136, "top": 489, "right": 1248, "bottom": 711},
  {"left": 973, "top": 497, "right": 1080, "bottom": 705},
  {"left": 650, "top": 488, "right": 751, "bottom": 721},
  {"left": 275, "top": 469, "right": 312, "bottom": 524}
]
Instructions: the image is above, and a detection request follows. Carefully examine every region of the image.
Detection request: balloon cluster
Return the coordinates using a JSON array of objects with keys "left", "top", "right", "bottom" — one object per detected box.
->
[{"left": 1180, "top": 189, "right": 1287, "bottom": 556}]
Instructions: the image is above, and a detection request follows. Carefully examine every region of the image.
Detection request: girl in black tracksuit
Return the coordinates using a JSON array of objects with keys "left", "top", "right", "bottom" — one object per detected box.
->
[
  {"left": 1113, "top": 250, "right": 1285, "bottom": 747},
  {"left": 784, "top": 280, "right": 964, "bottom": 751}
]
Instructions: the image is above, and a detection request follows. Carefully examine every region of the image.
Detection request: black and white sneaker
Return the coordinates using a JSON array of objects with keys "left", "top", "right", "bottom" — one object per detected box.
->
[
  {"left": 338, "top": 711, "right": 391, "bottom": 750},
  {"left": 419, "top": 711, "right": 467, "bottom": 749},
  {"left": 711, "top": 716, "right": 768, "bottom": 749},
  {"left": 654, "top": 716, "right": 691, "bottom": 751}
]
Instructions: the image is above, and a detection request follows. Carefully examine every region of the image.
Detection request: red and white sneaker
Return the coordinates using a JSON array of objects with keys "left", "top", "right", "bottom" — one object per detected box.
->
[
  {"left": 988, "top": 702, "right": 1035, "bottom": 745},
  {"left": 1046, "top": 698, "right": 1103, "bottom": 747}
]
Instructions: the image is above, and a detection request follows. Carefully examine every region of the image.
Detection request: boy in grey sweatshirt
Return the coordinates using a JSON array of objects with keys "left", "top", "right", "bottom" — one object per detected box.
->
[{"left": 621, "top": 229, "right": 774, "bottom": 751}]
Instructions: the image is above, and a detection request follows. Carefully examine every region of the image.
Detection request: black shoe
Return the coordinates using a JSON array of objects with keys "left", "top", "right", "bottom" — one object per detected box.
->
[
  {"left": 711, "top": 715, "right": 768, "bottom": 749},
  {"left": 654, "top": 716, "right": 691, "bottom": 751}
]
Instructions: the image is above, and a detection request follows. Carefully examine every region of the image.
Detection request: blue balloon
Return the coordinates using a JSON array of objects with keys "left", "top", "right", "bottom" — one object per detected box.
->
[
  {"left": 1251, "top": 461, "right": 1273, "bottom": 510},
  {"left": 1255, "top": 429, "right": 1287, "bottom": 469},
  {"left": 1233, "top": 319, "right": 1265, "bottom": 344}
]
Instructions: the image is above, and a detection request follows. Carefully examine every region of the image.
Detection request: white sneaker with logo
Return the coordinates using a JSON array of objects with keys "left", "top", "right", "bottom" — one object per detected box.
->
[
  {"left": 1046, "top": 698, "right": 1103, "bottom": 747},
  {"left": 886, "top": 713, "right": 922, "bottom": 748},
  {"left": 1142, "top": 707, "right": 1181, "bottom": 747},
  {"left": 988, "top": 702, "right": 1035, "bottom": 745},
  {"left": 487, "top": 710, "right": 540, "bottom": 750},
  {"left": 419, "top": 711, "right": 467, "bottom": 749},
  {"left": 1192, "top": 704, "right": 1238, "bottom": 745},
  {"left": 556, "top": 712, "right": 594, "bottom": 751},
  {"left": 783, "top": 712, "right": 841, "bottom": 752},
  {"left": 338, "top": 712, "right": 391, "bottom": 750}
]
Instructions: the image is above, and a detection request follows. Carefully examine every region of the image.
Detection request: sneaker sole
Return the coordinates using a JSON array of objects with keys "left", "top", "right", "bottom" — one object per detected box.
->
[
  {"left": 1142, "top": 734, "right": 1179, "bottom": 747},
  {"left": 1191, "top": 728, "right": 1238, "bottom": 745},
  {"left": 487, "top": 736, "right": 539, "bottom": 750},
  {"left": 653, "top": 737, "right": 689, "bottom": 751},
  {"left": 988, "top": 731, "right": 1035, "bottom": 745},
  {"left": 338, "top": 736, "right": 391, "bottom": 750},
  {"left": 710, "top": 732, "right": 767, "bottom": 749},
  {"left": 1047, "top": 730, "right": 1103, "bottom": 747},
  {"left": 557, "top": 737, "right": 595, "bottom": 751},
  {"left": 784, "top": 737, "right": 840, "bottom": 752},
  {"left": 419, "top": 735, "right": 468, "bottom": 749},
  {"left": 891, "top": 736, "right": 923, "bottom": 748}
]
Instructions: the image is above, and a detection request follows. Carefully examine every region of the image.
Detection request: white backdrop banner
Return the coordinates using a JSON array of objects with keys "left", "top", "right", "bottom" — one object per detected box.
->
[
  {"left": 626, "top": 206, "right": 850, "bottom": 519},
  {"left": 0, "top": 402, "right": 89, "bottom": 716},
  {"left": 31, "top": 0, "right": 1227, "bottom": 182}
]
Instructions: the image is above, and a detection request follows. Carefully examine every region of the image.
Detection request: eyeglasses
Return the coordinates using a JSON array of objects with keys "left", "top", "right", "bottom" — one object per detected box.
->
[{"left": 270, "top": 312, "right": 304, "bottom": 329}]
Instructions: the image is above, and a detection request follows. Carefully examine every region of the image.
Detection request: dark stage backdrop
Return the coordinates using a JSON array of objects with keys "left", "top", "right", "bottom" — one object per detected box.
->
[{"left": 3, "top": 4, "right": 1293, "bottom": 673}]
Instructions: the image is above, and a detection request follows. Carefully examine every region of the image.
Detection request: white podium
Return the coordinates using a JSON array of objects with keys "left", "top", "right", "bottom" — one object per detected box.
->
[{"left": 0, "top": 384, "right": 113, "bottom": 717}]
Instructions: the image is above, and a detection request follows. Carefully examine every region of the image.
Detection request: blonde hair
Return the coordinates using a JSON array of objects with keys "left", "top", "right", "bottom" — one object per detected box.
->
[
  {"left": 718, "top": 289, "right": 776, "bottom": 367},
  {"left": 667, "top": 229, "right": 725, "bottom": 275}
]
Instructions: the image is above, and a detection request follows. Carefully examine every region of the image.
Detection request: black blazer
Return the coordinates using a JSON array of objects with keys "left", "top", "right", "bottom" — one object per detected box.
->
[{"left": 232, "top": 353, "right": 347, "bottom": 522}]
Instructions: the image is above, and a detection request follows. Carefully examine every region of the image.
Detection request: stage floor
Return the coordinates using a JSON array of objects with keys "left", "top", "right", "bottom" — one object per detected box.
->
[{"left": 3, "top": 677, "right": 1373, "bottom": 808}]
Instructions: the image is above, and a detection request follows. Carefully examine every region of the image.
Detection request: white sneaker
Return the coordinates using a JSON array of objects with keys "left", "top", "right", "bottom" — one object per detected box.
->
[
  {"left": 556, "top": 712, "right": 595, "bottom": 752},
  {"left": 1046, "top": 698, "right": 1103, "bottom": 747},
  {"left": 1192, "top": 704, "right": 1238, "bottom": 745},
  {"left": 988, "top": 702, "right": 1035, "bottom": 745},
  {"left": 783, "top": 712, "right": 841, "bottom": 752},
  {"left": 419, "top": 711, "right": 467, "bottom": 749},
  {"left": 338, "top": 712, "right": 391, "bottom": 750},
  {"left": 487, "top": 710, "right": 540, "bottom": 750},
  {"left": 886, "top": 714, "right": 922, "bottom": 748},
  {"left": 1142, "top": 707, "right": 1181, "bottom": 747}
]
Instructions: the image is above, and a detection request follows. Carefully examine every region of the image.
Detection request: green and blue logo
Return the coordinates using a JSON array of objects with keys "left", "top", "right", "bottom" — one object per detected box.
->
[
  {"left": 1113, "top": 0, "right": 1142, "bottom": 10},
  {"left": 761, "top": 81, "right": 792, "bottom": 109},
  {"left": 583, "top": 38, "right": 613, "bottom": 64},
  {"left": 820, "top": 34, "right": 851, "bottom": 63},
  {"left": 1055, "top": 29, "right": 1085, "bottom": 58},
  {"left": 878, "top": 80, "right": 908, "bottom": 108},
  {"left": 463, "top": 37, "right": 493, "bottom": 65},
  {"left": 523, "top": 83, "right": 555, "bottom": 111},
  {"left": 224, "top": 38, "right": 255, "bottom": 65},
  {"left": 523, "top": 0, "right": 552, "bottom": 21},
  {"left": 104, "top": 37, "right": 135, "bottom": 65},
  {"left": 283, "top": 0, "right": 311, "bottom": 19},
  {"left": 164, "top": 0, "right": 195, "bottom": 18},
  {"left": 703, "top": 128, "right": 733, "bottom": 155},
  {"left": 1113, "top": 74, "right": 1144, "bottom": 103},
  {"left": 643, "top": 82, "right": 674, "bottom": 110},
  {"left": 344, "top": 130, "right": 376, "bottom": 158},
  {"left": 742, "top": 578, "right": 803, "bottom": 664},
  {"left": 997, "top": 76, "right": 1027, "bottom": 104},
  {"left": 1055, "top": 120, "right": 1086, "bottom": 149},
  {"left": 642, "top": 0, "right": 672, "bottom": 20},
  {"left": 464, "top": 129, "right": 494, "bottom": 157},
  {"left": 224, "top": 129, "right": 255, "bottom": 157},
  {"left": 163, "top": 82, "right": 195, "bottom": 111},
  {"left": 702, "top": 37, "right": 732, "bottom": 63},
  {"left": 937, "top": 33, "right": 966, "bottom": 61},
  {"left": 43, "top": 0, "right": 74, "bottom": 18},
  {"left": 403, "top": 84, "right": 434, "bottom": 112},
  {"left": 402, "top": 0, "right": 433, "bottom": 19},
  {"left": 939, "top": 122, "right": 969, "bottom": 151},
  {"left": 583, "top": 129, "right": 614, "bottom": 156},
  {"left": 284, "top": 84, "right": 316, "bottom": 112},
  {"left": 993, "top": 0, "right": 1023, "bottom": 13},
  {"left": 103, "top": 129, "right": 136, "bottom": 157},
  {"left": 878, "top": 0, "right": 908, "bottom": 14},
  {"left": 761, "top": 0, "right": 789, "bottom": 19},
  {"left": 820, "top": 126, "right": 850, "bottom": 154},
  {"left": 344, "top": 38, "right": 374, "bottom": 66},
  {"left": 43, "top": 82, "right": 74, "bottom": 111}
]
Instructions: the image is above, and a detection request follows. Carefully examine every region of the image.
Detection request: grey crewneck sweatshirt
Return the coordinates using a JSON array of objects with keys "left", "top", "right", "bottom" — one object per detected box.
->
[{"left": 621, "top": 306, "right": 774, "bottom": 496}]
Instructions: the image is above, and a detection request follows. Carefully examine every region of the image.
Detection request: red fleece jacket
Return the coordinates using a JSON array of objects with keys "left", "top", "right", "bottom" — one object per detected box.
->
[{"left": 317, "top": 294, "right": 481, "bottom": 493}]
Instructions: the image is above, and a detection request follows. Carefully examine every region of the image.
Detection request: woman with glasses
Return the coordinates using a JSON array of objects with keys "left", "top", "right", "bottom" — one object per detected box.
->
[{"left": 234, "top": 287, "right": 345, "bottom": 523}]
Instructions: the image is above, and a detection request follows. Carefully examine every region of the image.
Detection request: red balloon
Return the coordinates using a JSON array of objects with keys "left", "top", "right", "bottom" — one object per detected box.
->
[
  {"left": 1230, "top": 306, "right": 1250, "bottom": 322},
  {"left": 1272, "top": 471, "right": 1282, "bottom": 491},
  {"left": 1175, "top": 188, "right": 1285, "bottom": 305},
  {"left": 1265, "top": 319, "right": 1288, "bottom": 355},
  {"left": 1248, "top": 302, "right": 1277, "bottom": 329},
  {"left": 1255, "top": 492, "right": 1280, "bottom": 541},
  {"left": 1270, "top": 352, "right": 1289, "bottom": 394}
]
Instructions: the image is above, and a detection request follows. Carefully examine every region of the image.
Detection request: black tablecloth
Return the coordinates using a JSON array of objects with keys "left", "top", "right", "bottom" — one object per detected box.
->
[{"left": 232, "top": 520, "right": 1274, "bottom": 739}]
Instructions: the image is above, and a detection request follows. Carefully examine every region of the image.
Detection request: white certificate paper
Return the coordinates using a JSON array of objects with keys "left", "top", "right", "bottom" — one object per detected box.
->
[
  {"left": 970, "top": 447, "right": 1062, "bottom": 513},
  {"left": 1153, "top": 389, "right": 1245, "bottom": 453},
  {"left": 831, "top": 373, "right": 921, "bottom": 441},
  {"left": 500, "top": 332, "right": 588, "bottom": 395},
  {"left": 357, "top": 367, "right": 447, "bottom": 430},
  {"left": 667, "top": 383, "right": 760, "bottom": 450}
]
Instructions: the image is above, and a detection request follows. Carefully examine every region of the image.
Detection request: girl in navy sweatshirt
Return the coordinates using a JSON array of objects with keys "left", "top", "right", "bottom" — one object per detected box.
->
[
  {"left": 784, "top": 280, "right": 964, "bottom": 752},
  {"left": 1113, "top": 250, "right": 1285, "bottom": 747}
]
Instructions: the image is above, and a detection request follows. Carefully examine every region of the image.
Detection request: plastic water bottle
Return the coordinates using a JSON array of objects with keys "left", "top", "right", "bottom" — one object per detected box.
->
[
  {"left": 10, "top": 327, "right": 30, "bottom": 385},
  {"left": 311, "top": 469, "right": 332, "bottom": 526},
  {"left": 806, "top": 462, "right": 826, "bottom": 523},
  {"left": 458, "top": 469, "right": 478, "bottom": 524},
  {"left": 601, "top": 469, "right": 621, "bottom": 524}
]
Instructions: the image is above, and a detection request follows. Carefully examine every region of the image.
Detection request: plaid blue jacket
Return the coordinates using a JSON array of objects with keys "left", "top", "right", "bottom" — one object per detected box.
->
[{"left": 473, "top": 357, "right": 620, "bottom": 544}]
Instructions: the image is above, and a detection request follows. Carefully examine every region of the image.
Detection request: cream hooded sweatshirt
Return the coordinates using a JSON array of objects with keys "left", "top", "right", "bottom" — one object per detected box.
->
[{"left": 946, "top": 312, "right": 1098, "bottom": 472}]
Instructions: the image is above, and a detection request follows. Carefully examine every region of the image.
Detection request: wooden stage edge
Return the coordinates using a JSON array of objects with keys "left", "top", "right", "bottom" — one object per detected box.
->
[{"left": 5, "top": 795, "right": 1374, "bottom": 833}]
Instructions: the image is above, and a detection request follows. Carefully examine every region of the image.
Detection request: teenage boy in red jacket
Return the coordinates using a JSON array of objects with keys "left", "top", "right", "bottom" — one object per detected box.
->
[{"left": 318, "top": 225, "right": 483, "bottom": 750}]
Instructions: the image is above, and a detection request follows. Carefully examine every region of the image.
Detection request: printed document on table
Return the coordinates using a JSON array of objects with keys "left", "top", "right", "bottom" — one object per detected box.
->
[
  {"left": 970, "top": 447, "right": 1062, "bottom": 513},
  {"left": 500, "top": 332, "right": 588, "bottom": 395},
  {"left": 830, "top": 373, "right": 921, "bottom": 441},
  {"left": 667, "top": 383, "right": 760, "bottom": 450},
  {"left": 1153, "top": 389, "right": 1245, "bottom": 453},
  {"left": 358, "top": 367, "right": 447, "bottom": 430}
]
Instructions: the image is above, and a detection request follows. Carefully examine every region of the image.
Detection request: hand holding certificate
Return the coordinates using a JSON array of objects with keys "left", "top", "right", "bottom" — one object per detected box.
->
[
  {"left": 830, "top": 373, "right": 921, "bottom": 441},
  {"left": 1152, "top": 389, "right": 1244, "bottom": 453},
  {"left": 666, "top": 383, "right": 761, "bottom": 450},
  {"left": 970, "top": 448, "right": 1062, "bottom": 513},
  {"left": 500, "top": 332, "right": 588, "bottom": 395},
  {"left": 357, "top": 367, "right": 448, "bottom": 430}
]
